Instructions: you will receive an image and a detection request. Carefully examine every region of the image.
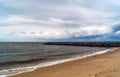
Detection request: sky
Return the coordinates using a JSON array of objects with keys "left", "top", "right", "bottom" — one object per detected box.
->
[{"left": 0, "top": 0, "right": 120, "bottom": 42}]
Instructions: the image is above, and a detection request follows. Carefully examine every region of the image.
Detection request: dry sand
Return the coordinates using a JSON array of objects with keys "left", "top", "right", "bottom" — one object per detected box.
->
[{"left": 10, "top": 48, "right": 120, "bottom": 77}]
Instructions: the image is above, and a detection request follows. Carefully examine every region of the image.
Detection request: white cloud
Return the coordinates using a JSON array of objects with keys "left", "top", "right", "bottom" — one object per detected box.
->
[
  {"left": 3, "top": 15, "right": 76, "bottom": 26},
  {"left": 67, "top": 25, "right": 113, "bottom": 37},
  {"left": 115, "top": 31, "right": 120, "bottom": 35},
  {"left": 0, "top": 24, "right": 113, "bottom": 39},
  {"left": 0, "top": 0, "right": 119, "bottom": 41}
]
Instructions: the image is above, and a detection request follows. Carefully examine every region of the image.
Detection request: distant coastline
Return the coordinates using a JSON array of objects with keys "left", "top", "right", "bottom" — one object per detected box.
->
[{"left": 44, "top": 42, "right": 120, "bottom": 47}]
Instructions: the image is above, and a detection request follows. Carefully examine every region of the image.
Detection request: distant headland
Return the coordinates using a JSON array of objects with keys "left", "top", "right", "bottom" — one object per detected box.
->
[{"left": 44, "top": 42, "right": 120, "bottom": 47}]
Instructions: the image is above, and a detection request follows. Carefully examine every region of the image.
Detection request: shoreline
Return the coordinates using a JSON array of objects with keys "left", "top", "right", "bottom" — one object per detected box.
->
[
  {"left": 9, "top": 48, "right": 120, "bottom": 77},
  {"left": 0, "top": 48, "right": 114, "bottom": 77}
]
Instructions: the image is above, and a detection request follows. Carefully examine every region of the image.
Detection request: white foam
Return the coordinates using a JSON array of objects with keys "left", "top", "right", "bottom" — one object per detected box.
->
[
  {"left": 0, "top": 48, "right": 118, "bottom": 77},
  {"left": 0, "top": 75, "right": 6, "bottom": 77},
  {"left": 0, "top": 67, "right": 36, "bottom": 77},
  {"left": 35, "top": 48, "right": 118, "bottom": 68}
]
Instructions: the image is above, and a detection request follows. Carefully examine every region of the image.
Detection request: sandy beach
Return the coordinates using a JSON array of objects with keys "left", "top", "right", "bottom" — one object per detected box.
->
[{"left": 10, "top": 48, "right": 120, "bottom": 77}]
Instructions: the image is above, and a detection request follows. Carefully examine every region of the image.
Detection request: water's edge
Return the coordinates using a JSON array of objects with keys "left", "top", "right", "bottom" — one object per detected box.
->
[{"left": 0, "top": 47, "right": 118, "bottom": 77}]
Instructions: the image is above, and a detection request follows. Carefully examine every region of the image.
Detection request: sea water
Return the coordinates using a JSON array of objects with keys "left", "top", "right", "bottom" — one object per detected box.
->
[{"left": 0, "top": 42, "right": 117, "bottom": 77}]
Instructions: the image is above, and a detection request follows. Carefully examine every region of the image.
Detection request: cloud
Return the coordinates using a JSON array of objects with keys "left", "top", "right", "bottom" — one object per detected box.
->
[
  {"left": 0, "top": 24, "right": 113, "bottom": 40},
  {"left": 115, "top": 31, "right": 120, "bottom": 35},
  {"left": 0, "top": 0, "right": 120, "bottom": 41}
]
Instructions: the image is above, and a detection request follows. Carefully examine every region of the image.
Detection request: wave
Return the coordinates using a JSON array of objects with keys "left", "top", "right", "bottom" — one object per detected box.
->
[
  {"left": 35, "top": 48, "right": 118, "bottom": 68},
  {"left": 0, "top": 76, "right": 6, "bottom": 77},
  {"left": 0, "top": 47, "right": 118, "bottom": 77}
]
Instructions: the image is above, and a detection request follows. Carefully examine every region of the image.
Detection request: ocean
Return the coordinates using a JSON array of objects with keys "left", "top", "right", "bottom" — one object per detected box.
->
[{"left": 0, "top": 42, "right": 117, "bottom": 77}]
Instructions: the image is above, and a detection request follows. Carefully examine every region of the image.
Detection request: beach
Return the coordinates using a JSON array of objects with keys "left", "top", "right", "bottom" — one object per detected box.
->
[{"left": 9, "top": 48, "right": 120, "bottom": 77}]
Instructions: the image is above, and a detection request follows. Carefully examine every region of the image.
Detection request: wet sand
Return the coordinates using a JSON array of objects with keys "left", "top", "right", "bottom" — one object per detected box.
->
[{"left": 10, "top": 48, "right": 120, "bottom": 77}]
